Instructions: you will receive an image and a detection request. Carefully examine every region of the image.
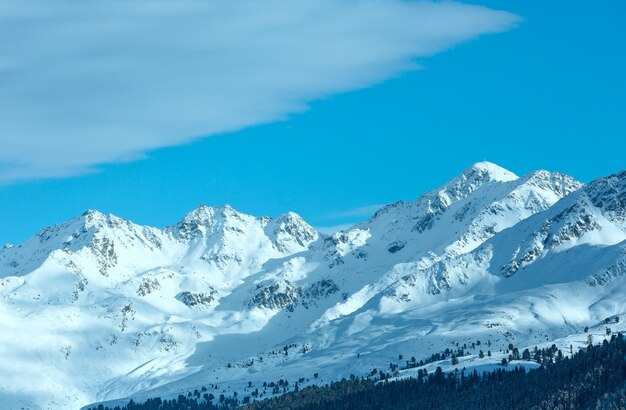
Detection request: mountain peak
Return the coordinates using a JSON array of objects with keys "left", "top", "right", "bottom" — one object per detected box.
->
[
  {"left": 585, "top": 170, "right": 626, "bottom": 218},
  {"left": 462, "top": 161, "right": 518, "bottom": 183},
  {"left": 268, "top": 211, "right": 318, "bottom": 253},
  {"left": 179, "top": 204, "right": 241, "bottom": 225},
  {"left": 274, "top": 211, "right": 305, "bottom": 223},
  {"left": 80, "top": 209, "right": 106, "bottom": 219},
  {"left": 518, "top": 169, "right": 584, "bottom": 198},
  {"left": 77, "top": 209, "right": 109, "bottom": 227},
  {"left": 434, "top": 162, "right": 518, "bottom": 204}
]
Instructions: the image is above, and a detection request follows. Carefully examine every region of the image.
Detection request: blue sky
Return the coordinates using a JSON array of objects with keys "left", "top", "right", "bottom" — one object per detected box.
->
[{"left": 0, "top": 0, "right": 625, "bottom": 244}]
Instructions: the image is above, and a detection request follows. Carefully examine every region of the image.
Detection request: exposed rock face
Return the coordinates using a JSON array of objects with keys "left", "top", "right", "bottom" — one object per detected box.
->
[
  {"left": 248, "top": 280, "right": 299, "bottom": 310},
  {"left": 267, "top": 212, "right": 318, "bottom": 254},
  {"left": 176, "top": 290, "right": 217, "bottom": 308},
  {"left": 247, "top": 279, "right": 340, "bottom": 311}
]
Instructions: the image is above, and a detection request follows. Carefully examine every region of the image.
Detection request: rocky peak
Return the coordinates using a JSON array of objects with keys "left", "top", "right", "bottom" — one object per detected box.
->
[
  {"left": 440, "top": 161, "right": 518, "bottom": 201},
  {"left": 179, "top": 205, "right": 222, "bottom": 225},
  {"left": 80, "top": 209, "right": 107, "bottom": 222},
  {"left": 496, "top": 172, "right": 625, "bottom": 277},
  {"left": 519, "top": 170, "right": 583, "bottom": 197},
  {"left": 585, "top": 171, "right": 626, "bottom": 221},
  {"left": 368, "top": 163, "right": 517, "bottom": 225},
  {"left": 267, "top": 212, "right": 318, "bottom": 254},
  {"left": 173, "top": 204, "right": 254, "bottom": 240}
]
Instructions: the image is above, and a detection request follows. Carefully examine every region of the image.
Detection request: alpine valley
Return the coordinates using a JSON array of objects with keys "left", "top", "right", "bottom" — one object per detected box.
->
[{"left": 3, "top": 161, "right": 626, "bottom": 410}]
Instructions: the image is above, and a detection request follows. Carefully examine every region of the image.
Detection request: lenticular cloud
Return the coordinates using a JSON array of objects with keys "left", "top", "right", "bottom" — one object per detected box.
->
[{"left": 0, "top": 0, "right": 519, "bottom": 182}]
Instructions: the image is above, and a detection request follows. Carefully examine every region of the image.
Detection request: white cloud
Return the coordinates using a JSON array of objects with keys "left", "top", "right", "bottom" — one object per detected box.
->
[{"left": 0, "top": 0, "right": 519, "bottom": 183}]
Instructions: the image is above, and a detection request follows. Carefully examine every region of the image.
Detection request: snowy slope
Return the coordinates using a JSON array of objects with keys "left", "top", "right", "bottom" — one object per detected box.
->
[
  {"left": 0, "top": 205, "right": 319, "bottom": 409},
  {"left": 3, "top": 162, "right": 626, "bottom": 410}
]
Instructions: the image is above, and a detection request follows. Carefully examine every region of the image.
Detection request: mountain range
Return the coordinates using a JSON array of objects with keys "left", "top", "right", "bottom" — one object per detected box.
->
[{"left": 2, "top": 161, "right": 626, "bottom": 409}]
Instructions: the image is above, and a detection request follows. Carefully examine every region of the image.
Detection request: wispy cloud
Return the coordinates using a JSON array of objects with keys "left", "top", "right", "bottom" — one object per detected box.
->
[
  {"left": 316, "top": 224, "right": 356, "bottom": 235},
  {"left": 0, "top": 0, "right": 519, "bottom": 183},
  {"left": 325, "top": 204, "right": 385, "bottom": 219},
  {"left": 316, "top": 203, "right": 385, "bottom": 234}
]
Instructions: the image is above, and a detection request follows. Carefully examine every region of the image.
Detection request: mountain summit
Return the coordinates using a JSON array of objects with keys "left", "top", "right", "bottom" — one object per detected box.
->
[{"left": 444, "top": 161, "right": 518, "bottom": 195}]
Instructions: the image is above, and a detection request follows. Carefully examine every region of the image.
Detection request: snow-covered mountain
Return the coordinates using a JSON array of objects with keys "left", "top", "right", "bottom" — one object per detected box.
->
[{"left": 2, "top": 162, "right": 626, "bottom": 410}]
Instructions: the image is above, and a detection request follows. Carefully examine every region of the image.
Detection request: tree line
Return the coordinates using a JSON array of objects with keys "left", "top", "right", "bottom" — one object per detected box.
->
[{"left": 89, "top": 333, "right": 626, "bottom": 410}]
